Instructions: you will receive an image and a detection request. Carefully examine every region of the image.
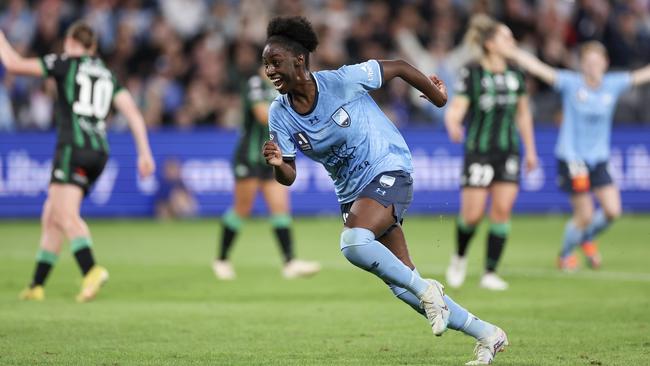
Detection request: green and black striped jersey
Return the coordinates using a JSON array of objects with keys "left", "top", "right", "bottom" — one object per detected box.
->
[
  {"left": 455, "top": 63, "right": 526, "bottom": 155},
  {"left": 234, "top": 74, "right": 278, "bottom": 165},
  {"left": 40, "top": 54, "right": 123, "bottom": 153}
]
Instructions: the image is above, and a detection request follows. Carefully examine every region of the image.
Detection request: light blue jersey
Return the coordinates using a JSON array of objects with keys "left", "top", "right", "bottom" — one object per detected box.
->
[
  {"left": 269, "top": 60, "right": 413, "bottom": 203},
  {"left": 554, "top": 70, "right": 631, "bottom": 165}
]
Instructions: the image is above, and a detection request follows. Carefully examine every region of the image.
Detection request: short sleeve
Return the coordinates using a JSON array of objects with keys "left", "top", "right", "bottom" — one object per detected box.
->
[
  {"left": 112, "top": 73, "right": 124, "bottom": 97},
  {"left": 553, "top": 69, "right": 578, "bottom": 93},
  {"left": 604, "top": 72, "right": 632, "bottom": 97},
  {"left": 454, "top": 67, "right": 472, "bottom": 97},
  {"left": 268, "top": 102, "right": 297, "bottom": 160},
  {"left": 335, "top": 59, "right": 383, "bottom": 94},
  {"left": 39, "top": 54, "right": 70, "bottom": 80}
]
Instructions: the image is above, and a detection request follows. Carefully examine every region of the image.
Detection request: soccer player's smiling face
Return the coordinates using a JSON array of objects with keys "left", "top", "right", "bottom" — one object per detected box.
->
[{"left": 262, "top": 43, "right": 299, "bottom": 95}]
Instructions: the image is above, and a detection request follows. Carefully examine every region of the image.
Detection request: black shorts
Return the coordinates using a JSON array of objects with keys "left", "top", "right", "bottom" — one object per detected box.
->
[
  {"left": 557, "top": 160, "right": 613, "bottom": 194},
  {"left": 232, "top": 155, "right": 274, "bottom": 181},
  {"left": 50, "top": 145, "right": 108, "bottom": 195},
  {"left": 461, "top": 153, "right": 520, "bottom": 188},
  {"left": 340, "top": 170, "right": 413, "bottom": 235}
]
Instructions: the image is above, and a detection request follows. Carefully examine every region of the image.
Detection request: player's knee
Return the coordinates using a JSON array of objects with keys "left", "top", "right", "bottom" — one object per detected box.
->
[
  {"left": 605, "top": 207, "right": 621, "bottom": 221},
  {"left": 462, "top": 213, "right": 483, "bottom": 227},
  {"left": 340, "top": 227, "right": 375, "bottom": 250}
]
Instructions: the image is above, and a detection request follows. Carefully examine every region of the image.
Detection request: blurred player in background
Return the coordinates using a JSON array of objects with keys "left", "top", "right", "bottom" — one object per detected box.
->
[
  {"left": 213, "top": 62, "right": 320, "bottom": 280},
  {"left": 0, "top": 22, "right": 155, "bottom": 302},
  {"left": 263, "top": 16, "right": 508, "bottom": 364},
  {"left": 507, "top": 39, "right": 650, "bottom": 271},
  {"left": 444, "top": 15, "right": 538, "bottom": 291}
]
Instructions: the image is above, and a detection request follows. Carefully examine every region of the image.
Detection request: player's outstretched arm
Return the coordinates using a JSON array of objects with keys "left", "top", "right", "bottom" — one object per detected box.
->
[
  {"left": 263, "top": 141, "right": 296, "bottom": 186},
  {"left": 631, "top": 64, "right": 650, "bottom": 86},
  {"left": 113, "top": 90, "right": 155, "bottom": 178},
  {"left": 0, "top": 31, "right": 43, "bottom": 77},
  {"left": 379, "top": 59, "right": 447, "bottom": 107},
  {"left": 515, "top": 95, "right": 538, "bottom": 173},
  {"left": 507, "top": 48, "right": 557, "bottom": 86}
]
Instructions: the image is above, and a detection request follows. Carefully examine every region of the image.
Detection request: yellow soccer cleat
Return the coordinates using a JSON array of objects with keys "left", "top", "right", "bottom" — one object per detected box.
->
[
  {"left": 76, "top": 265, "right": 109, "bottom": 303},
  {"left": 19, "top": 285, "right": 45, "bottom": 301}
]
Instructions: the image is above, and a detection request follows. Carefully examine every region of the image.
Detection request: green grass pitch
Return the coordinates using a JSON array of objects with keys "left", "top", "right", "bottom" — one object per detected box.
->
[{"left": 1, "top": 215, "right": 649, "bottom": 365}]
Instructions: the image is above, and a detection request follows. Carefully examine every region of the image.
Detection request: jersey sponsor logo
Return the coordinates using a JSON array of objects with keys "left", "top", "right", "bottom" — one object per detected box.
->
[
  {"left": 505, "top": 73, "right": 519, "bottom": 91},
  {"left": 308, "top": 116, "right": 320, "bottom": 125},
  {"left": 379, "top": 175, "right": 396, "bottom": 188},
  {"left": 375, "top": 187, "right": 387, "bottom": 196},
  {"left": 331, "top": 107, "right": 351, "bottom": 128},
  {"left": 326, "top": 143, "right": 355, "bottom": 170},
  {"left": 293, "top": 131, "right": 313, "bottom": 151}
]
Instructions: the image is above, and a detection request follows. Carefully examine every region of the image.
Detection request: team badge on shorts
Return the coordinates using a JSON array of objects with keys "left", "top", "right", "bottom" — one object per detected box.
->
[
  {"left": 331, "top": 107, "right": 351, "bottom": 128},
  {"left": 379, "top": 175, "right": 396, "bottom": 188}
]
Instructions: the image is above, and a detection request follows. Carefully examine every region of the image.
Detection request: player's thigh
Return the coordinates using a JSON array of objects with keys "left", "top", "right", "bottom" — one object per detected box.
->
[
  {"left": 460, "top": 188, "right": 489, "bottom": 225},
  {"left": 594, "top": 184, "right": 622, "bottom": 219},
  {"left": 232, "top": 178, "right": 260, "bottom": 216},
  {"left": 569, "top": 192, "right": 594, "bottom": 228},
  {"left": 261, "top": 179, "right": 290, "bottom": 215},
  {"left": 377, "top": 225, "right": 414, "bottom": 269},
  {"left": 488, "top": 182, "right": 519, "bottom": 221},
  {"left": 48, "top": 183, "right": 84, "bottom": 217},
  {"left": 346, "top": 198, "right": 396, "bottom": 237}
]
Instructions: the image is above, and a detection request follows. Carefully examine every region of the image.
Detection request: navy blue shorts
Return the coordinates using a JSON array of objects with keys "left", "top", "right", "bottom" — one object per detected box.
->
[
  {"left": 557, "top": 160, "right": 613, "bottom": 194},
  {"left": 340, "top": 170, "right": 413, "bottom": 230}
]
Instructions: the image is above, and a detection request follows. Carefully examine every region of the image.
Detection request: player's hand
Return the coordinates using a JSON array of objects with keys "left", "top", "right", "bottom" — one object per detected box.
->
[
  {"left": 524, "top": 153, "right": 539, "bottom": 173},
  {"left": 446, "top": 122, "right": 464, "bottom": 143},
  {"left": 421, "top": 75, "right": 448, "bottom": 103},
  {"left": 137, "top": 153, "right": 156, "bottom": 178},
  {"left": 263, "top": 141, "right": 283, "bottom": 167}
]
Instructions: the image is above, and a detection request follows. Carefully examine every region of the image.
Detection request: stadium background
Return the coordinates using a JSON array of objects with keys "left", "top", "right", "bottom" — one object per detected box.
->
[
  {"left": 0, "top": 0, "right": 649, "bottom": 217},
  {"left": 2, "top": 2, "right": 650, "bottom": 365}
]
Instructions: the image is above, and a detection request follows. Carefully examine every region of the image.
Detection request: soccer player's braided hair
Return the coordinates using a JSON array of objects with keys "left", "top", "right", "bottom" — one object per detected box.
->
[{"left": 267, "top": 16, "right": 319, "bottom": 68}]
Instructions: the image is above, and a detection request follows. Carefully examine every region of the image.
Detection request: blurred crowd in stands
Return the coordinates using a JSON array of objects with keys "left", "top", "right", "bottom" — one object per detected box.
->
[{"left": 0, "top": 0, "right": 649, "bottom": 131}]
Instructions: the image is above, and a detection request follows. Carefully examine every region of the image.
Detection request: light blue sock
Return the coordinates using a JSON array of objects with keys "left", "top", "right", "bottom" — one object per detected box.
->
[
  {"left": 582, "top": 210, "right": 611, "bottom": 242},
  {"left": 388, "top": 268, "right": 426, "bottom": 315},
  {"left": 341, "top": 228, "right": 429, "bottom": 297},
  {"left": 560, "top": 220, "right": 584, "bottom": 258},
  {"left": 444, "top": 295, "right": 496, "bottom": 340},
  {"left": 387, "top": 268, "right": 497, "bottom": 340}
]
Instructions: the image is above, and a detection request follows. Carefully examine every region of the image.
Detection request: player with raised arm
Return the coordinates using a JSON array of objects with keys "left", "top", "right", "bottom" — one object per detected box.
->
[
  {"left": 213, "top": 65, "right": 320, "bottom": 280},
  {"left": 444, "top": 15, "right": 538, "bottom": 291},
  {"left": 262, "top": 16, "right": 508, "bottom": 365},
  {"left": 0, "top": 22, "right": 155, "bottom": 302},
  {"left": 507, "top": 39, "right": 650, "bottom": 271}
]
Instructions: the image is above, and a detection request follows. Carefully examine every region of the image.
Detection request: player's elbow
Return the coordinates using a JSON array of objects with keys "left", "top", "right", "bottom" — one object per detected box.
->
[{"left": 275, "top": 176, "right": 295, "bottom": 186}]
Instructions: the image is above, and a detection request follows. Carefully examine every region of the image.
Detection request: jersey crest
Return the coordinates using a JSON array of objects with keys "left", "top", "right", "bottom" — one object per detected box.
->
[{"left": 331, "top": 107, "right": 351, "bottom": 128}]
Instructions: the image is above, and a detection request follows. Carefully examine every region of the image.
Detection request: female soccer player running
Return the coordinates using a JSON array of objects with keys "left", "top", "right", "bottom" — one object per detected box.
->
[
  {"left": 213, "top": 65, "right": 320, "bottom": 280},
  {"left": 262, "top": 16, "right": 507, "bottom": 365},
  {"left": 506, "top": 40, "right": 650, "bottom": 271},
  {"left": 444, "top": 16, "right": 538, "bottom": 291},
  {"left": 0, "top": 22, "right": 155, "bottom": 302}
]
